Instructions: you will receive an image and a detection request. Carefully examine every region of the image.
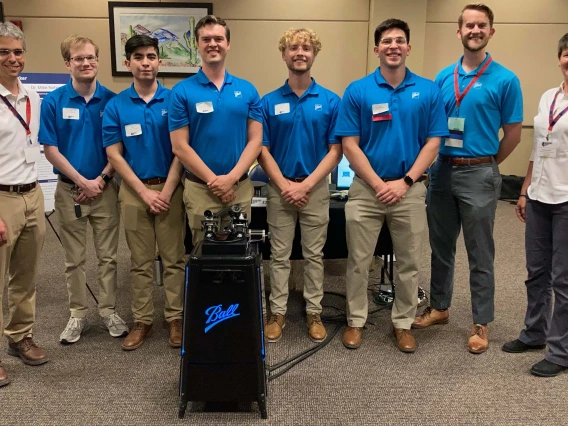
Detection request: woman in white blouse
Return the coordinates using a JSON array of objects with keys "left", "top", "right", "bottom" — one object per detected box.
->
[{"left": 501, "top": 33, "right": 568, "bottom": 377}]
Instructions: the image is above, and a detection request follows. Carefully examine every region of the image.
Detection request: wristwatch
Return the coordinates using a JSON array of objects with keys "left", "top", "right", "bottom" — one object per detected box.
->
[
  {"left": 100, "top": 173, "right": 111, "bottom": 183},
  {"left": 403, "top": 175, "right": 414, "bottom": 187}
]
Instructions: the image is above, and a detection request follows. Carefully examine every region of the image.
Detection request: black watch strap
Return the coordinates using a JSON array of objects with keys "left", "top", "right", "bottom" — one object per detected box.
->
[
  {"left": 100, "top": 173, "right": 111, "bottom": 183},
  {"left": 404, "top": 175, "right": 414, "bottom": 187}
]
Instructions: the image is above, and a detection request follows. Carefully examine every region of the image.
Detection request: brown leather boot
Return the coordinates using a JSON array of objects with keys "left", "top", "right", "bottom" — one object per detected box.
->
[
  {"left": 412, "top": 307, "right": 449, "bottom": 329},
  {"left": 468, "top": 324, "right": 488, "bottom": 354},
  {"left": 7, "top": 337, "right": 49, "bottom": 366},
  {"left": 394, "top": 328, "right": 416, "bottom": 353},
  {"left": 264, "top": 314, "right": 285, "bottom": 343},
  {"left": 306, "top": 313, "right": 326, "bottom": 343},
  {"left": 0, "top": 362, "right": 10, "bottom": 388},
  {"left": 342, "top": 326, "right": 362, "bottom": 349},
  {"left": 168, "top": 319, "right": 183, "bottom": 348},
  {"left": 122, "top": 322, "right": 153, "bottom": 351}
]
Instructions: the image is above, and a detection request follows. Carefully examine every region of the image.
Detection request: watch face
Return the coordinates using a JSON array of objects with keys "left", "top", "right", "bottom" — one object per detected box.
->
[{"left": 404, "top": 176, "right": 413, "bottom": 186}]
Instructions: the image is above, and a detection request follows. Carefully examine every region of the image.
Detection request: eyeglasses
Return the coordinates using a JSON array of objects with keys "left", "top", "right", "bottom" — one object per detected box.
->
[
  {"left": 379, "top": 37, "right": 407, "bottom": 46},
  {"left": 0, "top": 49, "right": 26, "bottom": 58},
  {"left": 69, "top": 55, "right": 98, "bottom": 65}
]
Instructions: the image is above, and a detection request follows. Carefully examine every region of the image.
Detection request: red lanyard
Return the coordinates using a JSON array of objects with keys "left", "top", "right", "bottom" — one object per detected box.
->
[
  {"left": 548, "top": 88, "right": 568, "bottom": 133},
  {"left": 0, "top": 95, "right": 31, "bottom": 136},
  {"left": 453, "top": 56, "right": 493, "bottom": 109}
]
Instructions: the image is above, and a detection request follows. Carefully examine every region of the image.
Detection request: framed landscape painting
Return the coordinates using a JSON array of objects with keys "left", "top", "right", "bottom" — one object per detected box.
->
[{"left": 108, "top": 2, "right": 213, "bottom": 77}]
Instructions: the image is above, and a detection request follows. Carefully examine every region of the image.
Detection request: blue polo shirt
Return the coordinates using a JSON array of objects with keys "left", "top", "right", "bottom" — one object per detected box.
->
[
  {"left": 168, "top": 69, "right": 262, "bottom": 176},
  {"left": 103, "top": 83, "right": 173, "bottom": 179},
  {"left": 39, "top": 80, "right": 116, "bottom": 179},
  {"left": 262, "top": 79, "right": 340, "bottom": 178},
  {"left": 335, "top": 68, "right": 449, "bottom": 179},
  {"left": 436, "top": 53, "right": 523, "bottom": 157}
]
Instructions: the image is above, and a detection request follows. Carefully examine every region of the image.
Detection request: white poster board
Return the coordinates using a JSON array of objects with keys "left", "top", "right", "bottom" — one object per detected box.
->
[{"left": 19, "top": 73, "right": 69, "bottom": 211}]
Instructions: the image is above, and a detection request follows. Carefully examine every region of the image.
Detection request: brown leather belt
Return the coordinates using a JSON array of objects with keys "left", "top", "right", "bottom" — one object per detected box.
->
[
  {"left": 140, "top": 177, "right": 167, "bottom": 185},
  {"left": 284, "top": 176, "right": 307, "bottom": 183},
  {"left": 59, "top": 175, "right": 74, "bottom": 185},
  {"left": 439, "top": 154, "right": 493, "bottom": 166},
  {"left": 184, "top": 171, "right": 248, "bottom": 185},
  {"left": 0, "top": 181, "right": 38, "bottom": 193}
]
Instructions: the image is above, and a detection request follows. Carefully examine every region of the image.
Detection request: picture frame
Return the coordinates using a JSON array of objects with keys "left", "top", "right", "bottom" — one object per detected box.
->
[
  {"left": 0, "top": 3, "right": 4, "bottom": 23},
  {"left": 108, "top": 2, "right": 213, "bottom": 77}
]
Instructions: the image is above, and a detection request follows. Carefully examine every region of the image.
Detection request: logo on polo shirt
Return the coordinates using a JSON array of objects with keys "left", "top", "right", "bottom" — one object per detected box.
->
[
  {"left": 162, "top": 109, "right": 168, "bottom": 116},
  {"left": 474, "top": 82, "right": 483, "bottom": 89},
  {"left": 315, "top": 104, "right": 322, "bottom": 111},
  {"left": 234, "top": 91, "right": 242, "bottom": 98},
  {"left": 412, "top": 92, "right": 420, "bottom": 99},
  {"left": 100, "top": 110, "right": 104, "bottom": 117}
]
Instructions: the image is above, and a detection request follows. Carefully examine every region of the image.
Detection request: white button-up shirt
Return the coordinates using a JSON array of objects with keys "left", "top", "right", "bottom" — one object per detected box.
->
[
  {"left": 528, "top": 82, "right": 568, "bottom": 204},
  {"left": 0, "top": 80, "right": 41, "bottom": 185}
]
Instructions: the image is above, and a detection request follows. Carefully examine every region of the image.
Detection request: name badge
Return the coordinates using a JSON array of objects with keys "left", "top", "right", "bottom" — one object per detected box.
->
[
  {"left": 372, "top": 103, "right": 389, "bottom": 115},
  {"left": 196, "top": 101, "right": 214, "bottom": 114},
  {"left": 125, "top": 123, "right": 143, "bottom": 137},
  {"left": 24, "top": 146, "right": 41, "bottom": 163},
  {"left": 446, "top": 117, "right": 465, "bottom": 148},
  {"left": 62, "top": 108, "right": 80, "bottom": 120},
  {"left": 275, "top": 103, "right": 290, "bottom": 115},
  {"left": 537, "top": 139, "right": 558, "bottom": 158}
]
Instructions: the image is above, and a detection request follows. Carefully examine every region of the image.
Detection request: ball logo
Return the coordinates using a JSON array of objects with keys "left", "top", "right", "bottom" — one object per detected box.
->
[{"left": 204, "top": 304, "right": 240, "bottom": 333}]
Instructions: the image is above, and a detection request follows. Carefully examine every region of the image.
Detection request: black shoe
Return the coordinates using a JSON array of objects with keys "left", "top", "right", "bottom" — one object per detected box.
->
[
  {"left": 530, "top": 359, "right": 568, "bottom": 377},
  {"left": 501, "top": 339, "right": 546, "bottom": 353}
]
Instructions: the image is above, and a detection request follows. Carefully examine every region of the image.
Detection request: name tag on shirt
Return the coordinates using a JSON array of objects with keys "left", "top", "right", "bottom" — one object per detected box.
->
[
  {"left": 62, "top": 108, "right": 80, "bottom": 120},
  {"left": 275, "top": 103, "right": 290, "bottom": 115},
  {"left": 125, "top": 124, "right": 143, "bottom": 137},
  {"left": 446, "top": 117, "right": 465, "bottom": 148},
  {"left": 372, "top": 103, "right": 389, "bottom": 115},
  {"left": 196, "top": 101, "right": 214, "bottom": 114},
  {"left": 537, "top": 139, "right": 559, "bottom": 158},
  {"left": 24, "top": 146, "right": 41, "bottom": 163}
]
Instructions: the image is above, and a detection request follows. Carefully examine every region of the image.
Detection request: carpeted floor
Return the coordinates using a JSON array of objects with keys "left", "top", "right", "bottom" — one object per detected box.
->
[{"left": 1, "top": 201, "right": 567, "bottom": 425}]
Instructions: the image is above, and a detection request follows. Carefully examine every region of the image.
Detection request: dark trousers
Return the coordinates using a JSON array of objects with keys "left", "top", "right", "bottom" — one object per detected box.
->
[
  {"left": 427, "top": 158, "right": 501, "bottom": 324},
  {"left": 519, "top": 199, "right": 568, "bottom": 367}
]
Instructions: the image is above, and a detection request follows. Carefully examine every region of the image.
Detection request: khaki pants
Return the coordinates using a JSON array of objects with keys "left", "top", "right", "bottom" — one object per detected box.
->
[
  {"left": 345, "top": 176, "right": 427, "bottom": 329},
  {"left": 0, "top": 185, "right": 45, "bottom": 343},
  {"left": 54, "top": 180, "right": 119, "bottom": 318},
  {"left": 183, "top": 177, "right": 253, "bottom": 247},
  {"left": 119, "top": 181, "right": 185, "bottom": 324},
  {"left": 266, "top": 179, "right": 329, "bottom": 315}
]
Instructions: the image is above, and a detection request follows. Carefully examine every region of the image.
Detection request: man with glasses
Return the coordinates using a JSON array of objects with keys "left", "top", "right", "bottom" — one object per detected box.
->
[
  {"left": 0, "top": 21, "right": 48, "bottom": 388},
  {"left": 40, "top": 35, "right": 128, "bottom": 344},
  {"left": 335, "top": 19, "right": 448, "bottom": 352},
  {"left": 413, "top": 3, "right": 523, "bottom": 354},
  {"left": 103, "top": 35, "right": 185, "bottom": 351}
]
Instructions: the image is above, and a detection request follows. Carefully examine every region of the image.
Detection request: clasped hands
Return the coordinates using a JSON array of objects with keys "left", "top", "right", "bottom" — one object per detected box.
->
[
  {"left": 73, "top": 177, "right": 106, "bottom": 204},
  {"left": 281, "top": 180, "right": 311, "bottom": 208},
  {"left": 208, "top": 174, "right": 238, "bottom": 204},
  {"left": 374, "top": 179, "right": 409, "bottom": 205}
]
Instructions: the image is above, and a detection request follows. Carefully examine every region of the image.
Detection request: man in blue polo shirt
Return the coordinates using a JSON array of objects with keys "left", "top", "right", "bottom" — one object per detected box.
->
[
  {"left": 258, "top": 28, "right": 341, "bottom": 343},
  {"left": 336, "top": 19, "right": 448, "bottom": 352},
  {"left": 40, "top": 35, "right": 128, "bottom": 344},
  {"left": 170, "top": 15, "right": 262, "bottom": 245},
  {"left": 103, "top": 35, "right": 185, "bottom": 351},
  {"left": 413, "top": 4, "right": 523, "bottom": 354}
]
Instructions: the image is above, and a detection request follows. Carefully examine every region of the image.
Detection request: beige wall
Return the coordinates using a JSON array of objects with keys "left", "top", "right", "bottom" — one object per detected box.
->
[{"left": 4, "top": 0, "right": 565, "bottom": 175}]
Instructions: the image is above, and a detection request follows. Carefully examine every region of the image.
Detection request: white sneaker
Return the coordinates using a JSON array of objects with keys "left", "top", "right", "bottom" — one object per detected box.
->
[
  {"left": 60, "top": 317, "right": 89, "bottom": 344},
  {"left": 101, "top": 313, "right": 129, "bottom": 338}
]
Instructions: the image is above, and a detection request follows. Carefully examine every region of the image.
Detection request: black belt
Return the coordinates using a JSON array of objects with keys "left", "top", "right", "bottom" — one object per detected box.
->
[
  {"left": 184, "top": 171, "right": 248, "bottom": 185},
  {"left": 0, "top": 181, "right": 37, "bottom": 193},
  {"left": 59, "top": 175, "right": 74, "bottom": 185},
  {"left": 439, "top": 154, "right": 493, "bottom": 166},
  {"left": 140, "top": 177, "right": 168, "bottom": 185},
  {"left": 355, "top": 175, "right": 426, "bottom": 183},
  {"left": 284, "top": 176, "right": 307, "bottom": 183}
]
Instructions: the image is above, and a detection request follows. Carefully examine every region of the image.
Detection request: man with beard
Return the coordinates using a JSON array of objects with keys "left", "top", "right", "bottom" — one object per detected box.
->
[
  {"left": 170, "top": 15, "right": 262, "bottom": 246},
  {"left": 103, "top": 35, "right": 185, "bottom": 351},
  {"left": 0, "top": 22, "right": 48, "bottom": 388},
  {"left": 336, "top": 19, "right": 448, "bottom": 352},
  {"left": 413, "top": 3, "right": 523, "bottom": 354},
  {"left": 257, "top": 28, "right": 341, "bottom": 343},
  {"left": 40, "top": 35, "right": 128, "bottom": 344}
]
